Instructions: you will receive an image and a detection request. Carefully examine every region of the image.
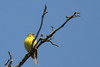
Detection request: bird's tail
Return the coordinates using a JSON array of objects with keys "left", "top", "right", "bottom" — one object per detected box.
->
[
  {"left": 34, "top": 58, "right": 38, "bottom": 64},
  {"left": 32, "top": 49, "right": 38, "bottom": 65}
]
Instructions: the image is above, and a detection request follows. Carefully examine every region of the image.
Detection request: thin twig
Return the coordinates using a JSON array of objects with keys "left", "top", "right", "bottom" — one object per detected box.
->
[
  {"left": 5, "top": 59, "right": 10, "bottom": 66},
  {"left": 35, "top": 4, "right": 48, "bottom": 40},
  {"left": 5, "top": 51, "right": 13, "bottom": 67},
  {"left": 47, "top": 40, "right": 59, "bottom": 47},
  {"left": 31, "top": 5, "right": 48, "bottom": 48},
  {"left": 8, "top": 51, "right": 13, "bottom": 67},
  {"left": 51, "top": 26, "right": 55, "bottom": 31}
]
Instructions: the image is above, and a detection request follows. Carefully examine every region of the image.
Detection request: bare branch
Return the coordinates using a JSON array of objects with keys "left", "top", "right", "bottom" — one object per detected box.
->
[
  {"left": 5, "top": 51, "right": 13, "bottom": 67},
  {"left": 47, "top": 40, "right": 59, "bottom": 47},
  {"left": 8, "top": 51, "right": 13, "bottom": 67},
  {"left": 31, "top": 5, "right": 48, "bottom": 48},
  {"left": 37, "top": 12, "right": 80, "bottom": 48},
  {"left": 35, "top": 4, "right": 48, "bottom": 40}
]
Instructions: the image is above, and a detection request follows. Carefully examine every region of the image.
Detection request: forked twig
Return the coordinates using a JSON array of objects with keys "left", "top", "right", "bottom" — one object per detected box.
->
[{"left": 5, "top": 51, "right": 13, "bottom": 67}]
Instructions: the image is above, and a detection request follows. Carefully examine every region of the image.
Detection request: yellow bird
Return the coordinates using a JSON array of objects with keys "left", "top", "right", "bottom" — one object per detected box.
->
[{"left": 24, "top": 33, "right": 38, "bottom": 64}]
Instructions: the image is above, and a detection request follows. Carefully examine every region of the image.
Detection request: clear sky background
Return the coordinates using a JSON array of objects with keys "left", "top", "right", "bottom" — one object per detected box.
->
[{"left": 0, "top": 0, "right": 100, "bottom": 67}]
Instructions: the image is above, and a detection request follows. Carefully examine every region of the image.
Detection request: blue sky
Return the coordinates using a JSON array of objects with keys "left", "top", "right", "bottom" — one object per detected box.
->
[{"left": 0, "top": 0, "right": 100, "bottom": 67}]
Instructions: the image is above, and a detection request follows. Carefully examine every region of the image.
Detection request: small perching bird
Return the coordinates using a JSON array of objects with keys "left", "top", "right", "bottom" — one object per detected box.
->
[{"left": 24, "top": 33, "right": 38, "bottom": 64}]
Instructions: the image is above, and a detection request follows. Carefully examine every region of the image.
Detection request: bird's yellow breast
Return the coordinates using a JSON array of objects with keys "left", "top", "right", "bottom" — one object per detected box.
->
[{"left": 24, "top": 36, "right": 37, "bottom": 52}]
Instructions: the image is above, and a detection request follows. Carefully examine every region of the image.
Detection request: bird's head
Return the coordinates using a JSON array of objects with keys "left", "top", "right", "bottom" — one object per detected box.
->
[{"left": 27, "top": 33, "right": 34, "bottom": 37}]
